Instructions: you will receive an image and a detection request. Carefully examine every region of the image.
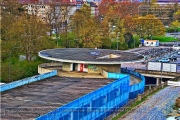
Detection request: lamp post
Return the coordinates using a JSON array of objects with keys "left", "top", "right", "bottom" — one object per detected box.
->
[
  {"left": 117, "top": 32, "right": 120, "bottom": 50},
  {"left": 9, "top": 46, "right": 22, "bottom": 82},
  {"left": 174, "top": 27, "right": 177, "bottom": 39}
]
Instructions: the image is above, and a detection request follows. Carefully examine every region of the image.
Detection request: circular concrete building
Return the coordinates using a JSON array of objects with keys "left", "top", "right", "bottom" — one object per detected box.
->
[{"left": 38, "top": 48, "right": 144, "bottom": 73}]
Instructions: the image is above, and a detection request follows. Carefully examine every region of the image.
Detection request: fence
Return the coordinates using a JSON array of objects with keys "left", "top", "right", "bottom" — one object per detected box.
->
[
  {"left": 36, "top": 74, "right": 130, "bottom": 120},
  {"left": 36, "top": 69, "right": 145, "bottom": 120},
  {"left": 0, "top": 70, "right": 57, "bottom": 92},
  {"left": 121, "top": 68, "right": 145, "bottom": 99}
]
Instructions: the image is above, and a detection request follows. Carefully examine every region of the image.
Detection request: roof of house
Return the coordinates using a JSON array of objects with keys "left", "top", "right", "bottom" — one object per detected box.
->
[{"left": 144, "top": 40, "right": 159, "bottom": 42}]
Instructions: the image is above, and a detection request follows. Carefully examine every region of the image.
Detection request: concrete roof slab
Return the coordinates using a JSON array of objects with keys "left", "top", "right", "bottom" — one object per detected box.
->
[{"left": 39, "top": 48, "right": 145, "bottom": 64}]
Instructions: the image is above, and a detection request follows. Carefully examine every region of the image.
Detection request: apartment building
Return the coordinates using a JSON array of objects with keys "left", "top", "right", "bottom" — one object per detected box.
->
[{"left": 27, "top": 3, "right": 50, "bottom": 22}]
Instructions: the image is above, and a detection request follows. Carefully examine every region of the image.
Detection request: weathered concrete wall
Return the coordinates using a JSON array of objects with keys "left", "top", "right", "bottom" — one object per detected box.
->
[
  {"left": 38, "top": 67, "right": 53, "bottom": 74},
  {"left": 62, "top": 62, "right": 72, "bottom": 72},
  {"left": 88, "top": 64, "right": 101, "bottom": 73},
  {"left": 101, "top": 69, "right": 108, "bottom": 78},
  {"left": 88, "top": 64, "right": 121, "bottom": 73},
  {"left": 38, "top": 63, "right": 62, "bottom": 74},
  {"left": 39, "top": 62, "right": 62, "bottom": 67},
  {"left": 101, "top": 64, "right": 121, "bottom": 73}
]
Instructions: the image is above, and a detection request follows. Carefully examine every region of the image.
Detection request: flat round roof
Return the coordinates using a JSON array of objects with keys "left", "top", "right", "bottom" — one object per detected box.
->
[{"left": 38, "top": 48, "right": 145, "bottom": 64}]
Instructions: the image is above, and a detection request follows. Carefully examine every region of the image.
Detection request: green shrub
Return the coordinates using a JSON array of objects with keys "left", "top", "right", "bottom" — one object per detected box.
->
[
  {"left": 1, "top": 58, "right": 43, "bottom": 83},
  {"left": 152, "top": 36, "right": 178, "bottom": 42}
]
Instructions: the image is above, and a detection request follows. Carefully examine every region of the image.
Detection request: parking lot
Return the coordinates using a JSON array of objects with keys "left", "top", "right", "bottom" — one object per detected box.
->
[{"left": 122, "top": 46, "right": 180, "bottom": 73}]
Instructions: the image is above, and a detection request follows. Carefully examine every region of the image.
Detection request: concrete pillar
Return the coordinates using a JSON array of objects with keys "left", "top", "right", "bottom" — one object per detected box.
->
[
  {"left": 156, "top": 78, "right": 162, "bottom": 86},
  {"left": 159, "top": 78, "right": 162, "bottom": 85},
  {"left": 137, "top": 94, "right": 142, "bottom": 101},
  {"left": 149, "top": 85, "right": 152, "bottom": 90}
]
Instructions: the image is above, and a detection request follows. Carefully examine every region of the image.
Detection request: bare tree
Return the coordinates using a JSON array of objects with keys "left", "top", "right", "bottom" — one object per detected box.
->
[{"left": 45, "top": 0, "right": 72, "bottom": 47}]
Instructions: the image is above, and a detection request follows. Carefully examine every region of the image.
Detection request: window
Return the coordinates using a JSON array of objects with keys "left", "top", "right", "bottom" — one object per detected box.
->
[{"left": 84, "top": 64, "right": 88, "bottom": 68}]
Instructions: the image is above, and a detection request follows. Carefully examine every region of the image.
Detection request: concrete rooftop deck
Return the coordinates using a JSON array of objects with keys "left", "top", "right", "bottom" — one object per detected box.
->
[{"left": 1, "top": 76, "right": 114, "bottom": 120}]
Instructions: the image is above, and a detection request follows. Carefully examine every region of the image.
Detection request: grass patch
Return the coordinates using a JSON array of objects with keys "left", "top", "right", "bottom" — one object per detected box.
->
[
  {"left": 112, "top": 86, "right": 167, "bottom": 120},
  {"left": 152, "top": 36, "right": 179, "bottom": 42}
]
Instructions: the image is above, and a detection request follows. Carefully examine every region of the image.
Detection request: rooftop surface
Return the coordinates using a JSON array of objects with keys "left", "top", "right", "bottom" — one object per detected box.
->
[
  {"left": 1, "top": 76, "right": 114, "bottom": 119},
  {"left": 39, "top": 48, "right": 144, "bottom": 64}
]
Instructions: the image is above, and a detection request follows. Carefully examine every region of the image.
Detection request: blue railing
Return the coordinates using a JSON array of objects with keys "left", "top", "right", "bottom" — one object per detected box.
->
[
  {"left": 36, "top": 69, "right": 145, "bottom": 120},
  {"left": 1, "top": 67, "right": 145, "bottom": 120},
  {"left": 0, "top": 70, "right": 57, "bottom": 92},
  {"left": 121, "top": 68, "right": 145, "bottom": 99},
  {"left": 36, "top": 74, "right": 130, "bottom": 120}
]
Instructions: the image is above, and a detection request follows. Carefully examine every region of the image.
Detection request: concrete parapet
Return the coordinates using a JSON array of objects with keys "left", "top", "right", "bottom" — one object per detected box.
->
[
  {"left": 135, "top": 69, "right": 179, "bottom": 77},
  {"left": 38, "top": 63, "right": 62, "bottom": 74}
]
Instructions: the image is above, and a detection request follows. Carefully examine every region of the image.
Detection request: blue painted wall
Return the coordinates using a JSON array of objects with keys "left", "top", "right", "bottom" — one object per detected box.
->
[
  {"left": 36, "top": 69, "right": 145, "bottom": 120},
  {"left": 0, "top": 70, "right": 57, "bottom": 92},
  {"left": 0, "top": 68, "right": 144, "bottom": 119}
]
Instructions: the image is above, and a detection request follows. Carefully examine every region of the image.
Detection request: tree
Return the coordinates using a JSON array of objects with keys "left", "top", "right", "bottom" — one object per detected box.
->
[
  {"left": 1, "top": 0, "right": 24, "bottom": 41},
  {"left": 99, "top": 0, "right": 140, "bottom": 19},
  {"left": 1, "top": 0, "right": 25, "bottom": 61},
  {"left": 174, "top": 10, "right": 180, "bottom": 21},
  {"left": 124, "top": 32, "right": 134, "bottom": 48},
  {"left": 114, "top": 18, "right": 126, "bottom": 49},
  {"left": 71, "top": 4, "right": 102, "bottom": 48},
  {"left": 133, "top": 15, "right": 166, "bottom": 38},
  {"left": 9, "top": 14, "right": 55, "bottom": 62},
  {"left": 98, "top": 0, "right": 140, "bottom": 49},
  {"left": 45, "top": 1, "right": 71, "bottom": 47}
]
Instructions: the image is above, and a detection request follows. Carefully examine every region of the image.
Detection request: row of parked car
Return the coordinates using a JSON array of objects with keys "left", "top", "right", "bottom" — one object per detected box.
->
[{"left": 151, "top": 50, "right": 180, "bottom": 63}]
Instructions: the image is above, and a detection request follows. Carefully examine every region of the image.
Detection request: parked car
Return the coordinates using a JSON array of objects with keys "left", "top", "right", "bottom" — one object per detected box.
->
[
  {"left": 158, "top": 58, "right": 170, "bottom": 63},
  {"left": 169, "top": 55, "right": 177, "bottom": 61},
  {"left": 177, "top": 62, "right": 180, "bottom": 66},
  {"left": 178, "top": 51, "right": 180, "bottom": 55},
  {"left": 175, "top": 116, "right": 180, "bottom": 120},
  {"left": 173, "top": 45, "right": 180, "bottom": 50}
]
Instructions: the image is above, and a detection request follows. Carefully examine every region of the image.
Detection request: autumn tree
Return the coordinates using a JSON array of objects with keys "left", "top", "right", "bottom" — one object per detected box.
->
[
  {"left": 1, "top": 0, "right": 26, "bottom": 61},
  {"left": 98, "top": 0, "right": 140, "bottom": 49},
  {"left": 1, "top": 0, "right": 24, "bottom": 41},
  {"left": 9, "top": 14, "right": 55, "bottom": 61},
  {"left": 133, "top": 15, "right": 166, "bottom": 38},
  {"left": 70, "top": 4, "right": 102, "bottom": 48}
]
